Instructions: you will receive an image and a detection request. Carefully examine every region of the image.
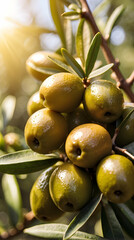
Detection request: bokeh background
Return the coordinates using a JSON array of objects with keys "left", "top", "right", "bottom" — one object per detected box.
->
[{"left": 0, "top": 0, "right": 134, "bottom": 239}]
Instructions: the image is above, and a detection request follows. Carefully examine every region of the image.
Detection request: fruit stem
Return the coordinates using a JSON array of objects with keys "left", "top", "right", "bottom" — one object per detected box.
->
[
  {"left": 82, "top": 77, "right": 90, "bottom": 88},
  {"left": 80, "top": 0, "right": 134, "bottom": 102},
  {"left": 126, "top": 71, "right": 134, "bottom": 86},
  {"left": 113, "top": 145, "right": 134, "bottom": 162},
  {"left": 112, "top": 128, "right": 119, "bottom": 146}
]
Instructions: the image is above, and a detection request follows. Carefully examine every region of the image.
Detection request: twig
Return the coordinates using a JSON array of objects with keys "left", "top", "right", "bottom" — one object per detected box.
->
[
  {"left": 126, "top": 71, "right": 134, "bottom": 86},
  {"left": 113, "top": 145, "right": 134, "bottom": 161},
  {"left": 80, "top": 0, "right": 134, "bottom": 102},
  {"left": 0, "top": 211, "right": 35, "bottom": 240}
]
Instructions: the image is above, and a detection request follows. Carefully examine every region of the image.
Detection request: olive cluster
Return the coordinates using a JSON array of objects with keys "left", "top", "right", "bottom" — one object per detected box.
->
[{"left": 25, "top": 51, "right": 134, "bottom": 221}]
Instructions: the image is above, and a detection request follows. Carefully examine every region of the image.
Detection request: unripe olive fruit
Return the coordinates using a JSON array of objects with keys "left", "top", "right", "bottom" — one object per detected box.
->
[
  {"left": 115, "top": 106, "right": 134, "bottom": 147},
  {"left": 39, "top": 72, "right": 84, "bottom": 113},
  {"left": 26, "top": 51, "right": 66, "bottom": 81},
  {"left": 83, "top": 80, "right": 124, "bottom": 123},
  {"left": 65, "top": 123, "right": 112, "bottom": 168},
  {"left": 27, "top": 91, "right": 44, "bottom": 116},
  {"left": 66, "top": 104, "right": 90, "bottom": 132},
  {"left": 30, "top": 161, "right": 64, "bottom": 221},
  {"left": 96, "top": 154, "right": 134, "bottom": 203},
  {"left": 49, "top": 162, "right": 92, "bottom": 212},
  {"left": 4, "top": 132, "right": 23, "bottom": 151},
  {"left": 24, "top": 108, "right": 68, "bottom": 154}
]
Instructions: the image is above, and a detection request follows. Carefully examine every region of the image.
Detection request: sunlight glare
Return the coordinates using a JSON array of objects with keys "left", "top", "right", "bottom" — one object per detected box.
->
[{"left": 0, "top": 0, "right": 17, "bottom": 29}]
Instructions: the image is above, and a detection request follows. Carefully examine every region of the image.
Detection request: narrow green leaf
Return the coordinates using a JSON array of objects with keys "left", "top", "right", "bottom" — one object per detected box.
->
[
  {"left": 50, "top": 0, "right": 66, "bottom": 47},
  {"left": 117, "top": 108, "right": 134, "bottom": 133},
  {"left": 74, "top": 0, "right": 81, "bottom": 7},
  {"left": 76, "top": 19, "right": 91, "bottom": 67},
  {"left": 24, "top": 223, "right": 107, "bottom": 240},
  {"left": 101, "top": 199, "right": 125, "bottom": 240},
  {"left": 0, "top": 150, "right": 6, "bottom": 156},
  {"left": 125, "top": 198, "right": 134, "bottom": 212},
  {"left": 62, "top": 11, "right": 80, "bottom": 19},
  {"left": 62, "top": 15, "right": 80, "bottom": 21},
  {"left": 64, "top": 19, "right": 73, "bottom": 54},
  {"left": 88, "top": 63, "right": 113, "bottom": 79},
  {"left": 2, "top": 174, "right": 23, "bottom": 226},
  {"left": 111, "top": 202, "right": 134, "bottom": 238},
  {"left": 61, "top": 48, "right": 85, "bottom": 78},
  {"left": 85, "top": 33, "right": 101, "bottom": 77},
  {"left": 76, "top": 18, "right": 85, "bottom": 66},
  {"left": 104, "top": 5, "right": 125, "bottom": 39},
  {"left": 93, "top": 60, "right": 102, "bottom": 70},
  {"left": 83, "top": 20, "right": 91, "bottom": 63},
  {"left": 63, "top": 0, "right": 81, "bottom": 8},
  {"left": 1, "top": 96, "right": 16, "bottom": 129},
  {"left": 28, "top": 62, "right": 63, "bottom": 75},
  {"left": 68, "top": 3, "right": 81, "bottom": 12},
  {"left": 64, "top": 194, "right": 103, "bottom": 240},
  {"left": 93, "top": 0, "right": 109, "bottom": 17},
  {"left": 0, "top": 149, "right": 60, "bottom": 174},
  {"left": 48, "top": 56, "right": 75, "bottom": 74}
]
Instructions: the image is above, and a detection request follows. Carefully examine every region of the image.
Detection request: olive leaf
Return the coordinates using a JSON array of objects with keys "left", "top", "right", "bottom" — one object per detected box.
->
[
  {"left": 68, "top": 3, "right": 81, "bottom": 12},
  {"left": 73, "top": 0, "right": 81, "bottom": 7},
  {"left": 48, "top": 56, "right": 75, "bottom": 74},
  {"left": 0, "top": 95, "right": 16, "bottom": 131},
  {"left": 0, "top": 149, "right": 60, "bottom": 174},
  {"left": 61, "top": 48, "right": 85, "bottom": 78},
  {"left": 63, "top": 0, "right": 81, "bottom": 8},
  {"left": 104, "top": 5, "right": 125, "bottom": 39},
  {"left": 2, "top": 174, "right": 23, "bottom": 226},
  {"left": 0, "top": 150, "right": 6, "bottom": 156},
  {"left": 50, "top": 0, "right": 66, "bottom": 48},
  {"left": 64, "top": 19, "right": 74, "bottom": 54},
  {"left": 101, "top": 199, "right": 125, "bottom": 240},
  {"left": 82, "top": 21, "right": 91, "bottom": 63},
  {"left": 85, "top": 32, "right": 101, "bottom": 77},
  {"left": 27, "top": 62, "right": 63, "bottom": 75},
  {"left": 93, "top": 0, "right": 109, "bottom": 17},
  {"left": 88, "top": 63, "right": 114, "bottom": 79},
  {"left": 62, "top": 11, "right": 80, "bottom": 20},
  {"left": 116, "top": 108, "right": 134, "bottom": 133},
  {"left": 76, "top": 19, "right": 91, "bottom": 68},
  {"left": 93, "top": 60, "right": 102, "bottom": 70},
  {"left": 63, "top": 193, "right": 103, "bottom": 240},
  {"left": 24, "top": 223, "right": 107, "bottom": 240},
  {"left": 76, "top": 18, "right": 85, "bottom": 67},
  {"left": 111, "top": 202, "right": 134, "bottom": 238}
]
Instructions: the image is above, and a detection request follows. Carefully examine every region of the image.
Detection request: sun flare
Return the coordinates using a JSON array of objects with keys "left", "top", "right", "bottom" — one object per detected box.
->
[
  {"left": 0, "top": 0, "right": 16, "bottom": 19},
  {"left": 0, "top": 0, "right": 18, "bottom": 30}
]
